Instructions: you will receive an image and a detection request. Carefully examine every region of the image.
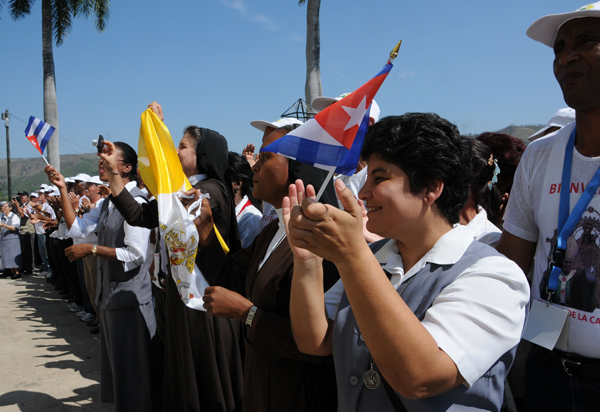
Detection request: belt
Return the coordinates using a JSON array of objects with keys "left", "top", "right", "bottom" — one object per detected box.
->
[{"left": 539, "top": 346, "right": 600, "bottom": 380}]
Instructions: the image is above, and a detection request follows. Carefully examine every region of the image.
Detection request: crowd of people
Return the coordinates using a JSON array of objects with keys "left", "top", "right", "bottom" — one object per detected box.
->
[{"left": 2, "top": 2, "right": 600, "bottom": 411}]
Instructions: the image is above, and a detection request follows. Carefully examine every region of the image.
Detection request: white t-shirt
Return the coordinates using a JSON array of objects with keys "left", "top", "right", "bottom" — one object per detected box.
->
[
  {"left": 235, "top": 195, "right": 262, "bottom": 249},
  {"left": 325, "top": 225, "right": 529, "bottom": 386},
  {"left": 504, "top": 121, "right": 600, "bottom": 358},
  {"left": 259, "top": 202, "right": 278, "bottom": 230}
]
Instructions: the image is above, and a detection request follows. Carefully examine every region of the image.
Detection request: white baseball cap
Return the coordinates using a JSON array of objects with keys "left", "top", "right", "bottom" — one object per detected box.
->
[
  {"left": 65, "top": 177, "right": 75, "bottom": 184},
  {"left": 73, "top": 173, "right": 91, "bottom": 182},
  {"left": 86, "top": 175, "right": 103, "bottom": 185},
  {"left": 30, "top": 192, "right": 39, "bottom": 198},
  {"left": 527, "top": 2, "right": 600, "bottom": 47},
  {"left": 250, "top": 118, "right": 303, "bottom": 132},
  {"left": 312, "top": 93, "right": 381, "bottom": 122},
  {"left": 528, "top": 107, "right": 576, "bottom": 142}
]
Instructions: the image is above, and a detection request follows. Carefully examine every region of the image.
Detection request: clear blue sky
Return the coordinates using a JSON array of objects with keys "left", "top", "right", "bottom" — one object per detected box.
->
[{"left": 0, "top": 0, "right": 583, "bottom": 161}]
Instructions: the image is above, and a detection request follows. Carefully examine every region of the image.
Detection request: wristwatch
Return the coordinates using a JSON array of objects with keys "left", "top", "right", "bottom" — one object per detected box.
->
[
  {"left": 91, "top": 244, "right": 97, "bottom": 257},
  {"left": 245, "top": 305, "right": 258, "bottom": 328}
]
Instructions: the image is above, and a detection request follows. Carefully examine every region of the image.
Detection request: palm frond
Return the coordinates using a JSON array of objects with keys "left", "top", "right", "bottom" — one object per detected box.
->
[
  {"left": 70, "top": 0, "right": 92, "bottom": 17},
  {"left": 93, "top": 0, "right": 109, "bottom": 32},
  {"left": 53, "top": 0, "right": 73, "bottom": 45},
  {"left": 9, "top": 0, "right": 35, "bottom": 20}
]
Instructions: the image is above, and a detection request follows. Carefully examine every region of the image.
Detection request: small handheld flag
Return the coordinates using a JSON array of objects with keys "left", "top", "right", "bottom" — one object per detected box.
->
[
  {"left": 261, "top": 41, "right": 401, "bottom": 177},
  {"left": 24, "top": 116, "right": 55, "bottom": 155}
]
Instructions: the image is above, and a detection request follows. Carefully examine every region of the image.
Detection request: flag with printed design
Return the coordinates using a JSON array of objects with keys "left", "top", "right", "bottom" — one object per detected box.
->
[
  {"left": 24, "top": 116, "right": 55, "bottom": 155},
  {"left": 261, "top": 62, "right": 393, "bottom": 175},
  {"left": 138, "top": 109, "right": 228, "bottom": 311}
]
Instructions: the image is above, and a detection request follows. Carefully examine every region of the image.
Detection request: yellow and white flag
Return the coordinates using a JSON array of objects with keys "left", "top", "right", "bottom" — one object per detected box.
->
[{"left": 138, "top": 108, "right": 222, "bottom": 311}]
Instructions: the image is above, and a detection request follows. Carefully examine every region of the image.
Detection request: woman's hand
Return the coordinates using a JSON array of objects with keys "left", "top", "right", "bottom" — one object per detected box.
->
[
  {"left": 68, "top": 192, "right": 79, "bottom": 210},
  {"left": 242, "top": 143, "right": 256, "bottom": 166},
  {"left": 287, "top": 178, "right": 365, "bottom": 266},
  {"left": 98, "top": 185, "right": 111, "bottom": 197},
  {"left": 202, "top": 286, "right": 253, "bottom": 322},
  {"left": 147, "top": 101, "right": 164, "bottom": 121},
  {"left": 98, "top": 140, "right": 120, "bottom": 176},
  {"left": 45, "top": 165, "right": 65, "bottom": 189},
  {"left": 283, "top": 180, "right": 323, "bottom": 265},
  {"left": 65, "top": 244, "right": 93, "bottom": 262}
]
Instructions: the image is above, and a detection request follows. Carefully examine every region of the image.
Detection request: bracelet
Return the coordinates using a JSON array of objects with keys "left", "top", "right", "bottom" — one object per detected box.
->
[
  {"left": 245, "top": 305, "right": 258, "bottom": 328},
  {"left": 91, "top": 244, "right": 97, "bottom": 257}
]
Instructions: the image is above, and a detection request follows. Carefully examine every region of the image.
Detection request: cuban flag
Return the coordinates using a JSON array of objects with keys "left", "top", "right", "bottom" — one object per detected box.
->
[
  {"left": 261, "top": 62, "right": 393, "bottom": 176},
  {"left": 24, "top": 116, "right": 55, "bottom": 155}
]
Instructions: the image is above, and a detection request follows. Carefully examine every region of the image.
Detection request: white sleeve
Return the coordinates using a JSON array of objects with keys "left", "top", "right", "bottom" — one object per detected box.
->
[
  {"left": 502, "top": 144, "right": 541, "bottom": 242},
  {"left": 10, "top": 214, "right": 20, "bottom": 229},
  {"left": 67, "top": 204, "right": 102, "bottom": 238},
  {"left": 420, "top": 256, "right": 530, "bottom": 386},
  {"left": 115, "top": 196, "right": 150, "bottom": 272}
]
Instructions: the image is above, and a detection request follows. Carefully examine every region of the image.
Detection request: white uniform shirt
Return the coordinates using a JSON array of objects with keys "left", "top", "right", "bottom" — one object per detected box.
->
[
  {"left": 325, "top": 225, "right": 529, "bottom": 386},
  {"left": 464, "top": 207, "right": 501, "bottom": 248}
]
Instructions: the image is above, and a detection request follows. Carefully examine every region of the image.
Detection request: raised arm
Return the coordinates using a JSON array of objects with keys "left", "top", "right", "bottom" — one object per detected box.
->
[
  {"left": 45, "top": 165, "right": 77, "bottom": 229},
  {"left": 285, "top": 180, "right": 334, "bottom": 356},
  {"left": 288, "top": 178, "right": 464, "bottom": 399}
]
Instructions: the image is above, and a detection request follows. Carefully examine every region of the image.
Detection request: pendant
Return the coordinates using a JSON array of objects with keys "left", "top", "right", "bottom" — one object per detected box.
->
[{"left": 363, "top": 357, "right": 381, "bottom": 390}]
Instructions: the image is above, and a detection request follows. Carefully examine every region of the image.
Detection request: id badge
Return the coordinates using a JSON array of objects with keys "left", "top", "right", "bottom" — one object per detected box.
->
[{"left": 522, "top": 299, "right": 569, "bottom": 350}]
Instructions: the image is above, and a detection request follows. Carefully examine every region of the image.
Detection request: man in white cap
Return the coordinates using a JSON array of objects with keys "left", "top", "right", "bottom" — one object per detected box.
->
[
  {"left": 497, "top": 3, "right": 600, "bottom": 410},
  {"left": 528, "top": 107, "right": 576, "bottom": 142}
]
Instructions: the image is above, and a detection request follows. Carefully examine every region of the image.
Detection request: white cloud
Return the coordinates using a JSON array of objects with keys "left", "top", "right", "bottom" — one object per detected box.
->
[
  {"left": 220, "top": 0, "right": 247, "bottom": 13},
  {"left": 252, "top": 13, "right": 278, "bottom": 30},
  {"left": 219, "top": 0, "right": 277, "bottom": 30},
  {"left": 397, "top": 69, "right": 414, "bottom": 79}
]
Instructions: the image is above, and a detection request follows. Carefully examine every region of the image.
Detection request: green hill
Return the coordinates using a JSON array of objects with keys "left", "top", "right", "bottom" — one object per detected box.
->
[{"left": 0, "top": 153, "right": 99, "bottom": 201}]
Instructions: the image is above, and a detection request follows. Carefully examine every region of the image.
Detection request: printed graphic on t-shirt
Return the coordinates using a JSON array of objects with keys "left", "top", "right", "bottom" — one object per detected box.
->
[{"left": 541, "top": 207, "right": 600, "bottom": 313}]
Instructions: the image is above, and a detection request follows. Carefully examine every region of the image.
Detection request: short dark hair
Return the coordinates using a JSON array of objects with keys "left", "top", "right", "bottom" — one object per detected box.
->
[
  {"left": 114, "top": 142, "right": 138, "bottom": 181},
  {"left": 228, "top": 151, "right": 260, "bottom": 208},
  {"left": 361, "top": 113, "right": 472, "bottom": 224}
]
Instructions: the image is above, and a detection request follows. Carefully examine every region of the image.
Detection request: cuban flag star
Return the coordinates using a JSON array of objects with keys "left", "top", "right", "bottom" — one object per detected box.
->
[
  {"left": 261, "top": 62, "right": 393, "bottom": 176},
  {"left": 24, "top": 116, "right": 56, "bottom": 155}
]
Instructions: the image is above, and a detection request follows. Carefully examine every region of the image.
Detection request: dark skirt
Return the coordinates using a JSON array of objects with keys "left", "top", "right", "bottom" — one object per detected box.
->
[{"left": 162, "top": 274, "right": 244, "bottom": 412}]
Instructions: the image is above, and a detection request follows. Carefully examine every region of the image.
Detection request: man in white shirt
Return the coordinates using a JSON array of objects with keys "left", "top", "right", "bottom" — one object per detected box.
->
[{"left": 498, "top": 3, "right": 600, "bottom": 410}]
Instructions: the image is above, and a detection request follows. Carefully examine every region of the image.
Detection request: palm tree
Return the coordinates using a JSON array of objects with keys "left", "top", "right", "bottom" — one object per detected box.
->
[
  {"left": 299, "top": 0, "right": 322, "bottom": 114},
  {"left": 1, "top": 0, "right": 109, "bottom": 171}
]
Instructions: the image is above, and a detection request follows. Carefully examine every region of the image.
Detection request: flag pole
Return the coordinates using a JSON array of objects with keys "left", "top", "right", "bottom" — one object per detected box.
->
[
  {"left": 315, "top": 168, "right": 336, "bottom": 202},
  {"left": 24, "top": 133, "right": 50, "bottom": 165}
]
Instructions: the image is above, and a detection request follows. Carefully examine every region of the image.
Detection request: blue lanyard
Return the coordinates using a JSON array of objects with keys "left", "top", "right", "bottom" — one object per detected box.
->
[{"left": 547, "top": 128, "right": 600, "bottom": 294}]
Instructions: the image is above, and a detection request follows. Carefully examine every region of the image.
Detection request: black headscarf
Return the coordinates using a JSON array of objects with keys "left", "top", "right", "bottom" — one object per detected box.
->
[
  {"left": 288, "top": 159, "right": 337, "bottom": 207},
  {"left": 195, "top": 127, "right": 241, "bottom": 252}
]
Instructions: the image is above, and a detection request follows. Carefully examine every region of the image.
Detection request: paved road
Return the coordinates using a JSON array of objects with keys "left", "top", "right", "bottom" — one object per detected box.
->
[{"left": 0, "top": 274, "right": 112, "bottom": 411}]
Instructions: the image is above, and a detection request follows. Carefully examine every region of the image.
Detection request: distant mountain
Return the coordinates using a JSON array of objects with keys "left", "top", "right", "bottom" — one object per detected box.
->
[
  {"left": 464, "top": 124, "right": 545, "bottom": 144},
  {"left": 0, "top": 153, "right": 99, "bottom": 200},
  {"left": 495, "top": 125, "right": 545, "bottom": 143}
]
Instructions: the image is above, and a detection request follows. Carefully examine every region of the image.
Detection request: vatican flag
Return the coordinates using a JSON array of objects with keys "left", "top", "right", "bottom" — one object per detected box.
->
[{"left": 138, "top": 108, "right": 225, "bottom": 311}]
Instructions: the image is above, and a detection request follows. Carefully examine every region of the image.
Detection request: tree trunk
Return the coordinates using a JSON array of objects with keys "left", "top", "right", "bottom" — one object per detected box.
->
[
  {"left": 305, "top": 0, "right": 322, "bottom": 114},
  {"left": 42, "top": 0, "right": 60, "bottom": 170}
]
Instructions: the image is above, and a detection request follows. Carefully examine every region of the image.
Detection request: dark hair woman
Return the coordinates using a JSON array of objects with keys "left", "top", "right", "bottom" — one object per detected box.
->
[
  {"left": 228, "top": 151, "right": 262, "bottom": 248},
  {"left": 101, "top": 104, "right": 243, "bottom": 412},
  {"left": 286, "top": 113, "right": 530, "bottom": 411},
  {"left": 196, "top": 125, "right": 340, "bottom": 412}
]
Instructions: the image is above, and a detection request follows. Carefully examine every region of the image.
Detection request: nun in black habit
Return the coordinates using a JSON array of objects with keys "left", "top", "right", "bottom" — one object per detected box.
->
[
  {"left": 107, "top": 125, "right": 244, "bottom": 412},
  {"left": 196, "top": 125, "right": 340, "bottom": 412}
]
